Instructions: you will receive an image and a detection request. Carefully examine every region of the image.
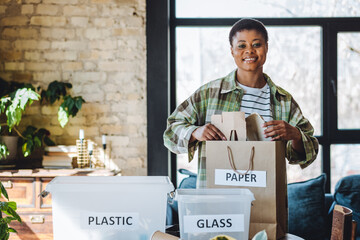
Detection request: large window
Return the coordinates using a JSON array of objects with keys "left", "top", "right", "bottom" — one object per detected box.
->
[
  {"left": 171, "top": 1, "right": 360, "bottom": 192},
  {"left": 145, "top": 0, "right": 360, "bottom": 193}
]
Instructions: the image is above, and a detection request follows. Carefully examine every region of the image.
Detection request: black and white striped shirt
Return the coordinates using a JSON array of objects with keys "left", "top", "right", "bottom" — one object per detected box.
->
[{"left": 237, "top": 82, "right": 273, "bottom": 122}]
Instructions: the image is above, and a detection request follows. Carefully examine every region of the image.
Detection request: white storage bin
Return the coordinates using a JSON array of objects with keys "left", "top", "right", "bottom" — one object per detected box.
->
[
  {"left": 45, "top": 176, "right": 174, "bottom": 240},
  {"left": 176, "top": 188, "right": 254, "bottom": 240}
]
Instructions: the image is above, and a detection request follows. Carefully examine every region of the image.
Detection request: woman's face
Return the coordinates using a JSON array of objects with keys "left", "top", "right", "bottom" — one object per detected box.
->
[{"left": 230, "top": 29, "right": 268, "bottom": 73}]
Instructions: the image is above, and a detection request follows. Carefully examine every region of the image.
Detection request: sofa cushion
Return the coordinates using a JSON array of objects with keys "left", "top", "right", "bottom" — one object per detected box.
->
[
  {"left": 333, "top": 174, "right": 360, "bottom": 236},
  {"left": 288, "top": 174, "right": 327, "bottom": 240}
]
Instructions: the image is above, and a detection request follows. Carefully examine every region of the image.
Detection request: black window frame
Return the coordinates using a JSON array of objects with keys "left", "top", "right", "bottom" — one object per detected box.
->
[{"left": 146, "top": 0, "right": 360, "bottom": 193}]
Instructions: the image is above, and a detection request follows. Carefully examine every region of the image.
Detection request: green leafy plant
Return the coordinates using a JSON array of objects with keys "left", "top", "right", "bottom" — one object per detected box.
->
[
  {"left": 0, "top": 78, "right": 85, "bottom": 158},
  {"left": 0, "top": 182, "right": 21, "bottom": 240}
]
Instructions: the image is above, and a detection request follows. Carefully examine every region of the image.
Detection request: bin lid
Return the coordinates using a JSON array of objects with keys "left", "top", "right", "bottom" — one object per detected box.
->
[
  {"left": 45, "top": 176, "right": 174, "bottom": 193},
  {"left": 175, "top": 188, "right": 255, "bottom": 201}
]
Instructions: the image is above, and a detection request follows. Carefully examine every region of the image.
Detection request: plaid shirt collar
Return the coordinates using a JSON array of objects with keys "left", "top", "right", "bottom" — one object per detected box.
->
[{"left": 220, "top": 69, "right": 287, "bottom": 97}]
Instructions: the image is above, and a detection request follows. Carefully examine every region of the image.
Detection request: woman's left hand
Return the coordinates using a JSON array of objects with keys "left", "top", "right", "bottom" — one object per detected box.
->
[{"left": 263, "top": 120, "right": 301, "bottom": 142}]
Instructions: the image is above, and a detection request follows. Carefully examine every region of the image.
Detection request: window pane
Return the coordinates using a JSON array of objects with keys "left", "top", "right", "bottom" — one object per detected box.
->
[
  {"left": 337, "top": 32, "right": 360, "bottom": 129},
  {"left": 287, "top": 145, "right": 322, "bottom": 184},
  {"left": 176, "top": 0, "right": 360, "bottom": 18},
  {"left": 331, "top": 144, "right": 360, "bottom": 192},
  {"left": 176, "top": 27, "right": 322, "bottom": 135}
]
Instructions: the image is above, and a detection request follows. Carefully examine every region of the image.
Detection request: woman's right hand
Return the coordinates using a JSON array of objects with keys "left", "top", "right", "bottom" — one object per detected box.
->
[{"left": 190, "top": 123, "right": 227, "bottom": 142}]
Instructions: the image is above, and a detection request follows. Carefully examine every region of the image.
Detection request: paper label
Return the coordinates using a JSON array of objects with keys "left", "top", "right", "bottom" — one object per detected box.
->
[
  {"left": 215, "top": 169, "right": 266, "bottom": 187},
  {"left": 80, "top": 212, "right": 139, "bottom": 230},
  {"left": 184, "top": 214, "right": 244, "bottom": 233}
]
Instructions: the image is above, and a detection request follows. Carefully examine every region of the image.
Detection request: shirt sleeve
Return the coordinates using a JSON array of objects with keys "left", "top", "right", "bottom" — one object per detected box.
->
[
  {"left": 286, "top": 98, "right": 319, "bottom": 168},
  {"left": 163, "top": 88, "right": 206, "bottom": 162}
]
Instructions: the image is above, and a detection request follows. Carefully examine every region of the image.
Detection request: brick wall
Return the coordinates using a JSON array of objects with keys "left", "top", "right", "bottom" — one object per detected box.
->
[{"left": 0, "top": 0, "right": 147, "bottom": 175}]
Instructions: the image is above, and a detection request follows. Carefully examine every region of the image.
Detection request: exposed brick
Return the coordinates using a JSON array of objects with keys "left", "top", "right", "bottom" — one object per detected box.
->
[
  {"left": 123, "top": 16, "right": 143, "bottom": 27},
  {"left": 33, "top": 71, "right": 61, "bottom": 82},
  {"left": 84, "top": 62, "right": 96, "bottom": 70},
  {"left": 24, "top": 51, "right": 41, "bottom": 60},
  {"left": 0, "top": 6, "right": 7, "bottom": 14},
  {"left": 62, "top": 62, "right": 83, "bottom": 71},
  {"left": 81, "top": 103, "right": 110, "bottom": 114},
  {"left": 21, "top": 4, "right": 34, "bottom": 14},
  {"left": 127, "top": 115, "right": 145, "bottom": 124},
  {"left": 70, "top": 17, "right": 88, "bottom": 27},
  {"left": 24, "top": 0, "right": 41, "bottom": 3},
  {"left": 43, "top": 0, "right": 78, "bottom": 4},
  {"left": 98, "top": 61, "right": 138, "bottom": 72},
  {"left": 91, "top": 0, "right": 112, "bottom": 3},
  {"left": 2, "top": 28, "right": 18, "bottom": 38},
  {"left": 41, "top": 105, "right": 58, "bottom": 115},
  {"left": 46, "top": 126, "right": 64, "bottom": 136},
  {"left": 73, "top": 72, "right": 106, "bottom": 83},
  {"left": 36, "top": 4, "right": 59, "bottom": 15},
  {"left": 43, "top": 51, "right": 77, "bottom": 61},
  {"left": 63, "top": 5, "right": 97, "bottom": 16},
  {"left": 26, "top": 62, "right": 58, "bottom": 71},
  {"left": 51, "top": 41, "right": 87, "bottom": 50},
  {"left": 79, "top": 50, "right": 114, "bottom": 60},
  {"left": 113, "top": 28, "right": 141, "bottom": 36},
  {"left": 78, "top": 91, "right": 104, "bottom": 102},
  {"left": 41, "top": 28, "right": 76, "bottom": 39},
  {"left": 0, "top": 40, "right": 11, "bottom": 49},
  {"left": 100, "top": 125, "right": 123, "bottom": 135},
  {"left": 84, "top": 28, "right": 111, "bottom": 39},
  {"left": 1, "top": 16, "right": 29, "bottom": 26},
  {"left": 65, "top": 126, "right": 99, "bottom": 137},
  {"left": 13, "top": 72, "right": 33, "bottom": 82},
  {"left": 89, "top": 40, "right": 117, "bottom": 50},
  {"left": 30, "top": 16, "right": 66, "bottom": 26},
  {"left": 19, "top": 29, "right": 38, "bottom": 38},
  {"left": 14, "top": 40, "right": 50, "bottom": 50},
  {"left": 4, "top": 62, "right": 25, "bottom": 71},
  {"left": 93, "top": 18, "right": 114, "bottom": 27},
  {"left": 2, "top": 51, "right": 22, "bottom": 61},
  {"left": 24, "top": 105, "right": 41, "bottom": 115}
]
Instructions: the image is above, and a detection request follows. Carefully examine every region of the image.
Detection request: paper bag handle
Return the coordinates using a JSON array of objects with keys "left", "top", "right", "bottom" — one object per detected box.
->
[
  {"left": 229, "top": 130, "right": 238, "bottom": 141},
  {"left": 227, "top": 146, "right": 254, "bottom": 175}
]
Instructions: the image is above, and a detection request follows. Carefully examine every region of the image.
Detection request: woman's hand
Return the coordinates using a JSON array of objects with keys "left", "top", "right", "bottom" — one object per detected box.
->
[
  {"left": 190, "top": 123, "right": 227, "bottom": 142},
  {"left": 263, "top": 120, "right": 304, "bottom": 153}
]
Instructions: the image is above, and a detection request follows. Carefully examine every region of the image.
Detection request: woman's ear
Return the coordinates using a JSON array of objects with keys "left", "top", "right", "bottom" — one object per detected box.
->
[
  {"left": 265, "top": 42, "right": 269, "bottom": 53},
  {"left": 230, "top": 45, "right": 234, "bottom": 56}
]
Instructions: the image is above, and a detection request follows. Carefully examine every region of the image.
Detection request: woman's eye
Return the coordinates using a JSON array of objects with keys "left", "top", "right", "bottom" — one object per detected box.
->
[
  {"left": 238, "top": 44, "right": 246, "bottom": 49},
  {"left": 253, "top": 43, "right": 261, "bottom": 47}
]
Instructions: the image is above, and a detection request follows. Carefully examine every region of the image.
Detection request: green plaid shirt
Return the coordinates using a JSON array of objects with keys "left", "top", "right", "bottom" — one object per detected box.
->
[{"left": 164, "top": 70, "right": 319, "bottom": 188}]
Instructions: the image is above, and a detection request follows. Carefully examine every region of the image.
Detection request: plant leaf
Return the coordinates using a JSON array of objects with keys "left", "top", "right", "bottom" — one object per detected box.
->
[
  {"left": 58, "top": 105, "right": 69, "bottom": 128},
  {"left": 0, "top": 182, "right": 9, "bottom": 200}
]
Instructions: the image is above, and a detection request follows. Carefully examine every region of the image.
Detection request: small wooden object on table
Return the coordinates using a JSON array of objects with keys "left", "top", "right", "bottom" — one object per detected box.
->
[{"left": 76, "top": 139, "right": 89, "bottom": 168}]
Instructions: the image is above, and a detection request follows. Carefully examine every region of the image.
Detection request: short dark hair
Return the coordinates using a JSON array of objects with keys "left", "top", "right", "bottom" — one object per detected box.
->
[{"left": 229, "top": 18, "right": 268, "bottom": 46}]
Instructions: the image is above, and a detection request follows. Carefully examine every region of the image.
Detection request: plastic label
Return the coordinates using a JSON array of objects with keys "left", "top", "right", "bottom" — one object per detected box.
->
[
  {"left": 215, "top": 169, "right": 266, "bottom": 187},
  {"left": 80, "top": 212, "right": 139, "bottom": 230},
  {"left": 184, "top": 214, "right": 244, "bottom": 233}
]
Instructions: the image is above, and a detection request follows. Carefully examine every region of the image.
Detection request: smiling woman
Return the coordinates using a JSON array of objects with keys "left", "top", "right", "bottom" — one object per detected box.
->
[{"left": 164, "top": 18, "right": 319, "bottom": 188}]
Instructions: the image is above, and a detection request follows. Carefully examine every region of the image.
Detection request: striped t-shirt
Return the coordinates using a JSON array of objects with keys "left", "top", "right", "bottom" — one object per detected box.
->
[{"left": 237, "top": 82, "right": 273, "bottom": 122}]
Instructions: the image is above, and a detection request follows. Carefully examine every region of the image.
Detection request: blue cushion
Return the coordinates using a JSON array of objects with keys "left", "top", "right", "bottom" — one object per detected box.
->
[
  {"left": 288, "top": 174, "right": 327, "bottom": 240},
  {"left": 333, "top": 174, "right": 360, "bottom": 236}
]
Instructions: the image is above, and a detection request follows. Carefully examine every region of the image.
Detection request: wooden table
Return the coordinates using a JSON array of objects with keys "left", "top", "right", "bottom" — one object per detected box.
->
[{"left": 0, "top": 168, "right": 119, "bottom": 240}]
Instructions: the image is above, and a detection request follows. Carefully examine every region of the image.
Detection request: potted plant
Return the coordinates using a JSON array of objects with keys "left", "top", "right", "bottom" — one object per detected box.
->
[{"left": 0, "top": 78, "right": 85, "bottom": 165}]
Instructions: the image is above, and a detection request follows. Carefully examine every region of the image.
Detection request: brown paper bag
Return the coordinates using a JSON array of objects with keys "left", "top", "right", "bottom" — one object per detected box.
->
[{"left": 206, "top": 141, "right": 287, "bottom": 240}]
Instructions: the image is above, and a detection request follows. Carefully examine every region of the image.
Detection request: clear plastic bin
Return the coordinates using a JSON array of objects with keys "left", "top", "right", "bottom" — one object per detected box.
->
[
  {"left": 175, "top": 188, "right": 254, "bottom": 240},
  {"left": 45, "top": 176, "right": 174, "bottom": 240}
]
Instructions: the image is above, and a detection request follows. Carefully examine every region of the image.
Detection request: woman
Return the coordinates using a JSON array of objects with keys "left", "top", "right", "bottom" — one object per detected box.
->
[{"left": 163, "top": 18, "right": 319, "bottom": 188}]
